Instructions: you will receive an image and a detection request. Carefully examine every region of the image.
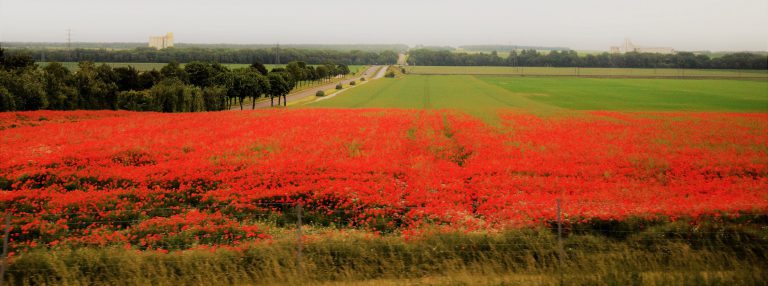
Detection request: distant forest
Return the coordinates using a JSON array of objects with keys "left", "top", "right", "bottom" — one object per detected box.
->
[
  {"left": 408, "top": 49, "right": 768, "bottom": 69},
  {"left": 2, "top": 42, "right": 410, "bottom": 53},
  {"left": 458, "top": 45, "right": 570, "bottom": 52},
  {"left": 3, "top": 47, "right": 400, "bottom": 65}
]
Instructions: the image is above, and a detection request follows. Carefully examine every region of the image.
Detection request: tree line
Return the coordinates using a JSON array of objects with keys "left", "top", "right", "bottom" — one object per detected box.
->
[
  {"left": 6, "top": 47, "right": 399, "bottom": 66},
  {"left": 458, "top": 45, "right": 570, "bottom": 52},
  {"left": 407, "top": 49, "right": 768, "bottom": 69},
  {"left": 3, "top": 42, "right": 409, "bottom": 53},
  {"left": 0, "top": 48, "right": 354, "bottom": 112}
]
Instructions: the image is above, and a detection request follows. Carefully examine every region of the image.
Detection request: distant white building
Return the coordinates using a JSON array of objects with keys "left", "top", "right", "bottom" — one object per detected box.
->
[
  {"left": 610, "top": 38, "right": 675, "bottom": 54},
  {"left": 149, "top": 33, "right": 174, "bottom": 49}
]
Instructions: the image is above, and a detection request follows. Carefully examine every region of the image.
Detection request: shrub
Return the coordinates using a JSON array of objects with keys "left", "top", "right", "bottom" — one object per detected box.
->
[
  {"left": 335, "top": 84, "right": 343, "bottom": 90},
  {"left": 349, "top": 81, "right": 356, "bottom": 86},
  {"left": 315, "top": 90, "right": 325, "bottom": 97},
  {"left": 385, "top": 71, "right": 396, "bottom": 78},
  {"left": 360, "top": 77, "right": 366, "bottom": 81}
]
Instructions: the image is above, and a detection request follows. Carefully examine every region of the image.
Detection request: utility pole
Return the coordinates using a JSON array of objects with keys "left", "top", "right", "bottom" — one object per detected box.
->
[
  {"left": 66, "top": 29, "right": 72, "bottom": 62},
  {"left": 275, "top": 43, "right": 280, "bottom": 65}
]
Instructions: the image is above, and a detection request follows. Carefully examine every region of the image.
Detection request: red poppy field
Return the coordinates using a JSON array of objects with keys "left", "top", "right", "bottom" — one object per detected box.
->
[{"left": 0, "top": 109, "right": 767, "bottom": 253}]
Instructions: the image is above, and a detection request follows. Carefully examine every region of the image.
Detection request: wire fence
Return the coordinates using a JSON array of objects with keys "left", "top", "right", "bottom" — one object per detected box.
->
[{"left": 0, "top": 199, "right": 766, "bottom": 285}]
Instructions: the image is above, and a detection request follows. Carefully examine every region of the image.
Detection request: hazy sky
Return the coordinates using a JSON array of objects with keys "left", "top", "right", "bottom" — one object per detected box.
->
[{"left": 1, "top": 0, "right": 767, "bottom": 51}]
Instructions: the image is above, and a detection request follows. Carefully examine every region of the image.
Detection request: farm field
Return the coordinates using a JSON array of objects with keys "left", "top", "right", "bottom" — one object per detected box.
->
[
  {"left": 1, "top": 108, "right": 767, "bottom": 284},
  {"left": 407, "top": 66, "right": 768, "bottom": 78},
  {"left": 4, "top": 0, "right": 768, "bottom": 283},
  {"left": 306, "top": 75, "right": 768, "bottom": 122},
  {"left": 37, "top": 62, "right": 367, "bottom": 73},
  {"left": 2, "top": 72, "right": 767, "bottom": 284}
]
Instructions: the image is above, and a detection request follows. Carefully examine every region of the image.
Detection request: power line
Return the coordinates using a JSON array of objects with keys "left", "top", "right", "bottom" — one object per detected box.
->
[
  {"left": 66, "top": 28, "right": 72, "bottom": 62},
  {"left": 275, "top": 43, "right": 280, "bottom": 65}
]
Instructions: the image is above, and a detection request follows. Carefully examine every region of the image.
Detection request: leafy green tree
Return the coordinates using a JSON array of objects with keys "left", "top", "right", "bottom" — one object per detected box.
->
[
  {"left": 268, "top": 72, "right": 296, "bottom": 106},
  {"left": 0, "top": 86, "right": 16, "bottom": 111},
  {"left": 250, "top": 72, "right": 269, "bottom": 109},
  {"left": 114, "top": 66, "right": 140, "bottom": 91},
  {"left": 117, "top": 90, "right": 153, "bottom": 111},
  {"left": 72, "top": 62, "right": 118, "bottom": 110},
  {"left": 212, "top": 70, "right": 236, "bottom": 109},
  {"left": 285, "top": 61, "right": 306, "bottom": 82},
  {"left": 305, "top": 66, "right": 318, "bottom": 81},
  {"left": 378, "top": 50, "right": 398, "bottom": 64},
  {"left": 186, "top": 86, "right": 206, "bottom": 112},
  {"left": 202, "top": 86, "right": 227, "bottom": 111},
  {"left": 160, "top": 61, "right": 189, "bottom": 83},
  {"left": 229, "top": 69, "right": 269, "bottom": 110},
  {"left": 1, "top": 52, "right": 36, "bottom": 71},
  {"left": 267, "top": 72, "right": 290, "bottom": 107},
  {"left": 149, "top": 79, "right": 184, "bottom": 112},
  {"left": 138, "top": 69, "right": 162, "bottom": 90},
  {"left": 250, "top": 61, "right": 268, "bottom": 75},
  {"left": 96, "top": 64, "right": 120, "bottom": 109},
  {"left": 336, "top": 64, "right": 350, "bottom": 76},
  {"left": 184, "top": 61, "right": 213, "bottom": 87},
  {"left": 323, "top": 64, "right": 338, "bottom": 80},
  {"left": 13, "top": 69, "right": 47, "bottom": 110},
  {"left": 315, "top": 66, "right": 329, "bottom": 82},
  {"left": 42, "top": 62, "right": 77, "bottom": 110}
]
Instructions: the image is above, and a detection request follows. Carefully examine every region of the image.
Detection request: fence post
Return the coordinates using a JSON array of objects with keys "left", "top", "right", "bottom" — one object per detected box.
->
[
  {"left": 556, "top": 199, "right": 564, "bottom": 286},
  {"left": 0, "top": 212, "right": 11, "bottom": 286},
  {"left": 296, "top": 203, "right": 303, "bottom": 280}
]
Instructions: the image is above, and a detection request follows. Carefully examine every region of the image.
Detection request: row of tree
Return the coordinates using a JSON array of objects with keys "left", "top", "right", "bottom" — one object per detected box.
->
[
  {"left": 458, "top": 45, "right": 570, "bottom": 52},
  {"left": 407, "top": 49, "right": 768, "bottom": 69},
  {"left": 7, "top": 47, "right": 399, "bottom": 66},
  {"left": 0, "top": 48, "right": 353, "bottom": 112}
]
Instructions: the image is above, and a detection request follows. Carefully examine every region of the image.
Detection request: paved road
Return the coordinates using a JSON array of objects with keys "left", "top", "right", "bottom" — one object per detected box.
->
[
  {"left": 397, "top": 53, "right": 407, "bottom": 65},
  {"left": 233, "top": 65, "right": 383, "bottom": 110},
  {"left": 373, "top": 65, "right": 388, "bottom": 79},
  {"left": 314, "top": 66, "right": 390, "bottom": 103}
]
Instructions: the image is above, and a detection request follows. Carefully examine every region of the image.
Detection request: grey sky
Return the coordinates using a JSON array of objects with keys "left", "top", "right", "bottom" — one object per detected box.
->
[{"left": 1, "top": 0, "right": 767, "bottom": 51}]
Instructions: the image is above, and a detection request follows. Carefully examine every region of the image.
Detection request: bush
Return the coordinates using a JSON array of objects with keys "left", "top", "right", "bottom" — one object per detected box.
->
[
  {"left": 385, "top": 71, "right": 396, "bottom": 78},
  {"left": 349, "top": 81, "right": 356, "bottom": 86},
  {"left": 360, "top": 77, "right": 366, "bottom": 81},
  {"left": 315, "top": 90, "right": 325, "bottom": 97},
  {"left": 0, "top": 87, "right": 16, "bottom": 112},
  {"left": 117, "top": 90, "right": 153, "bottom": 111},
  {"left": 335, "top": 84, "right": 343, "bottom": 90}
]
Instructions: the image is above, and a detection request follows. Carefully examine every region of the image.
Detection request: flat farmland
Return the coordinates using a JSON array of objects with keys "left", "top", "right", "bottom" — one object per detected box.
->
[
  {"left": 2, "top": 107, "right": 767, "bottom": 284},
  {"left": 305, "top": 75, "right": 768, "bottom": 122},
  {"left": 407, "top": 66, "right": 768, "bottom": 78},
  {"left": 3, "top": 73, "right": 767, "bottom": 284},
  {"left": 2, "top": 109, "right": 766, "bottom": 244}
]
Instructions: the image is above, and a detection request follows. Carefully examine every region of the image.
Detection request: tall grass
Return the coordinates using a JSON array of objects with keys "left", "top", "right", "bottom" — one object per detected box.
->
[{"left": 5, "top": 220, "right": 767, "bottom": 285}]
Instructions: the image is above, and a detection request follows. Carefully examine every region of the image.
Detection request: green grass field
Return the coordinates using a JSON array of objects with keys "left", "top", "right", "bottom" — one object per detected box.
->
[
  {"left": 305, "top": 75, "right": 768, "bottom": 122},
  {"left": 38, "top": 62, "right": 366, "bottom": 73},
  {"left": 407, "top": 66, "right": 768, "bottom": 78}
]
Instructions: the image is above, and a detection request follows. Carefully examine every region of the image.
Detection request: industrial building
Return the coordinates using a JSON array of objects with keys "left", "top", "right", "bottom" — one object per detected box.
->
[
  {"left": 610, "top": 38, "right": 675, "bottom": 54},
  {"left": 149, "top": 32, "right": 174, "bottom": 49}
]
